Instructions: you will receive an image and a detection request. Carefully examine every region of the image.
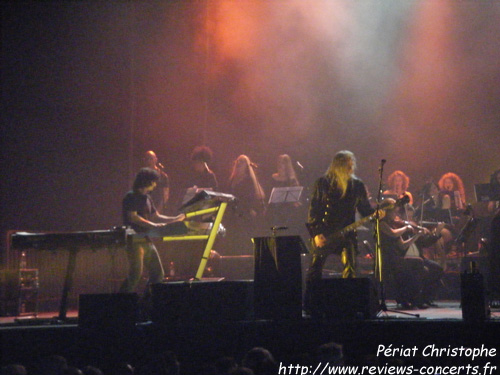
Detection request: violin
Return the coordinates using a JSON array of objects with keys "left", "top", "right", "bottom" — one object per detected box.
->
[{"left": 390, "top": 219, "right": 427, "bottom": 234}]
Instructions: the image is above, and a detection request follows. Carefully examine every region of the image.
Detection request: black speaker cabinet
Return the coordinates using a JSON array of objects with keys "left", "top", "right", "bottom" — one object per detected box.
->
[
  {"left": 0, "top": 269, "right": 20, "bottom": 316},
  {"left": 218, "top": 255, "right": 254, "bottom": 280},
  {"left": 461, "top": 271, "right": 488, "bottom": 322},
  {"left": 78, "top": 293, "right": 139, "bottom": 330},
  {"left": 151, "top": 280, "right": 254, "bottom": 325},
  {"left": 253, "top": 236, "right": 306, "bottom": 320},
  {"left": 311, "top": 278, "right": 378, "bottom": 320}
]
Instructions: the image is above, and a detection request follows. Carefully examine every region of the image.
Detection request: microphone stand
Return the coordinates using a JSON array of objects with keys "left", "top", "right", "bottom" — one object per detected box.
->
[{"left": 374, "top": 159, "right": 419, "bottom": 318}]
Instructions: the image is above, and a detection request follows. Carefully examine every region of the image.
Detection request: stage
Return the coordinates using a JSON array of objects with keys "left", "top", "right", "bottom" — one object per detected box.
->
[{"left": 1, "top": 300, "right": 499, "bottom": 374}]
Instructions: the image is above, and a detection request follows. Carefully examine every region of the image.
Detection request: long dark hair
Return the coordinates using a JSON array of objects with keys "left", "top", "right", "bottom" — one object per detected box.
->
[{"left": 133, "top": 168, "right": 159, "bottom": 191}]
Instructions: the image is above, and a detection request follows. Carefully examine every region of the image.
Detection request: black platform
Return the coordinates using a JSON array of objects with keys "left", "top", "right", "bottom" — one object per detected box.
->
[{"left": 1, "top": 299, "right": 500, "bottom": 373}]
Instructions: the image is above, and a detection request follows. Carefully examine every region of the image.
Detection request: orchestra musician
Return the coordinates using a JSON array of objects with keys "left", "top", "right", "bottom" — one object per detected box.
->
[
  {"left": 383, "top": 170, "right": 414, "bottom": 206},
  {"left": 303, "top": 151, "right": 374, "bottom": 313},
  {"left": 185, "top": 145, "right": 218, "bottom": 191},
  {"left": 415, "top": 181, "right": 441, "bottom": 222},
  {"left": 120, "top": 168, "right": 185, "bottom": 294},
  {"left": 489, "top": 206, "right": 500, "bottom": 301},
  {"left": 142, "top": 150, "right": 170, "bottom": 214},
  {"left": 380, "top": 198, "right": 444, "bottom": 309},
  {"left": 437, "top": 172, "right": 466, "bottom": 213},
  {"left": 487, "top": 169, "right": 500, "bottom": 214},
  {"left": 486, "top": 169, "right": 500, "bottom": 300},
  {"left": 415, "top": 181, "right": 454, "bottom": 268}
]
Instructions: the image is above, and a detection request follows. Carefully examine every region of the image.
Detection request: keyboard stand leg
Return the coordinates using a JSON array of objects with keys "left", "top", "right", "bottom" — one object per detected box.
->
[{"left": 194, "top": 202, "right": 228, "bottom": 280}]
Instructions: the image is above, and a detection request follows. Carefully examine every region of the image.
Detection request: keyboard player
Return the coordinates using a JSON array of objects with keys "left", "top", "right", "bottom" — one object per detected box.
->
[{"left": 120, "top": 167, "right": 185, "bottom": 294}]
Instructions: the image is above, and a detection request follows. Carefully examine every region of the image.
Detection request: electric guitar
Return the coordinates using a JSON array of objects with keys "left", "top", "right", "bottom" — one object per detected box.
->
[{"left": 306, "top": 195, "right": 410, "bottom": 255}]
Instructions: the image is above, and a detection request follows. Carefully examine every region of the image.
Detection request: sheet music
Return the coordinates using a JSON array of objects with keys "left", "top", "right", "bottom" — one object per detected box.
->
[{"left": 268, "top": 186, "right": 303, "bottom": 204}]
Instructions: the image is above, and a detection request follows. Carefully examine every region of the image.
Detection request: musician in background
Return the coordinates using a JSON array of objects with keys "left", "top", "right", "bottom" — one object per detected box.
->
[
  {"left": 437, "top": 172, "right": 466, "bottom": 213},
  {"left": 223, "top": 155, "right": 266, "bottom": 255},
  {"left": 143, "top": 150, "right": 170, "bottom": 214},
  {"left": 383, "top": 170, "right": 414, "bottom": 206},
  {"left": 267, "top": 154, "right": 306, "bottom": 236},
  {"left": 416, "top": 182, "right": 440, "bottom": 221},
  {"left": 271, "top": 154, "right": 300, "bottom": 188},
  {"left": 120, "top": 168, "right": 185, "bottom": 293},
  {"left": 304, "top": 151, "right": 374, "bottom": 313},
  {"left": 229, "top": 155, "right": 266, "bottom": 218},
  {"left": 488, "top": 207, "right": 500, "bottom": 301},
  {"left": 436, "top": 172, "right": 471, "bottom": 260},
  {"left": 485, "top": 169, "right": 500, "bottom": 296},
  {"left": 415, "top": 181, "right": 453, "bottom": 268},
  {"left": 185, "top": 145, "right": 218, "bottom": 191},
  {"left": 380, "top": 199, "right": 444, "bottom": 309},
  {"left": 488, "top": 169, "right": 500, "bottom": 214}
]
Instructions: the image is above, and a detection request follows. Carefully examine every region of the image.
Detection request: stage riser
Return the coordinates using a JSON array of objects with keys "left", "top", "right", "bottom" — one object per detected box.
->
[
  {"left": 1, "top": 319, "right": 500, "bottom": 371},
  {"left": 310, "top": 278, "right": 378, "bottom": 320},
  {"left": 216, "top": 255, "right": 254, "bottom": 280},
  {"left": 151, "top": 281, "right": 255, "bottom": 324},
  {"left": 2, "top": 246, "right": 255, "bottom": 314},
  {"left": 78, "top": 293, "right": 139, "bottom": 330},
  {"left": 2, "top": 249, "right": 475, "bottom": 316}
]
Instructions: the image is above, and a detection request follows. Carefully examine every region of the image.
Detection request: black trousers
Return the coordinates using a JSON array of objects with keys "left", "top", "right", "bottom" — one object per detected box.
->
[{"left": 303, "top": 242, "right": 357, "bottom": 311}]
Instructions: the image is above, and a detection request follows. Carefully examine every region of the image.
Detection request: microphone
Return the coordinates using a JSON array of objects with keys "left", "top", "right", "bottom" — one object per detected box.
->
[
  {"left": 296, "top": 161, "right": 304, "bottom": 170},
  {"left": 157, "top": 162, "right": 165, "bottom": 170},
  {"left": 379, "top": 159, "right": 386, "bottom": 172}
]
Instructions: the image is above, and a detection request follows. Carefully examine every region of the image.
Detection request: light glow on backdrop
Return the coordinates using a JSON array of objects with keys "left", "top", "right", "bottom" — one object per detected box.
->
[
  {"left": 2, "top": 1, "right": 500, "bottom": 233},
  {"left": 191, "top": 0, "right": 499, "bottom": 196}
]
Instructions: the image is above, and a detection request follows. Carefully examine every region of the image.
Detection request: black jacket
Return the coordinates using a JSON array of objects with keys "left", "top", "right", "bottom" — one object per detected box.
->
[{"left": 307, "top": 175, "right": 374, "bottom": 239}]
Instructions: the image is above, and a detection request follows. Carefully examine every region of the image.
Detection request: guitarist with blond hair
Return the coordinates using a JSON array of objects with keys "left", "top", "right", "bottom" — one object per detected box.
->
[{"left": 304, "top": 151, "right": 375, "bottom": 313}]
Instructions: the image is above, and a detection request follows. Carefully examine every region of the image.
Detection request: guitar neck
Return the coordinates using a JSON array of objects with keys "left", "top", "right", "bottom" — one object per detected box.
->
[{"left": 340, "top": 213, "right": 375, "bottom": 235}]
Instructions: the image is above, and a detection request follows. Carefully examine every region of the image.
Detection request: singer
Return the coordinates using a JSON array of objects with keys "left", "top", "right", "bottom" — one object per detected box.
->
[
  {"left": 224, "top": 154, "right": 266, "bottom": 255},
  {"left": 142, "top": 150, "right": 170, "bottom": 214},
  {"left": 304, "top": 150, "right": 374, "bottom": 314}
]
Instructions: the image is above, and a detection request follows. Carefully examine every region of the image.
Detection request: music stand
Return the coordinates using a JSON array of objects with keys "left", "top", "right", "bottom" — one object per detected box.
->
[
  {"left": 474, "top": 183, "right": 495, "bottom": 202},
  {"left": 268, "top": 186, "right": 303, "bottom": 204}
]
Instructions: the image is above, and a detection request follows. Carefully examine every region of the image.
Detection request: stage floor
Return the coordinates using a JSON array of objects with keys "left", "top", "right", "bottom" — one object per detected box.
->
[
  {"left": 1, "top": 299, "right": 499, "bottom": 327},
  {"left": 1, "top": 299, "right": 500, "bottom": 373}
]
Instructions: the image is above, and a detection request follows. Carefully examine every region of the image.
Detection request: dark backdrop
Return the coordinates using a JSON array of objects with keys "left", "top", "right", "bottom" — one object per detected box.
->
[{"left": 2, "top": 1, "right": 500, "bottom": 260}]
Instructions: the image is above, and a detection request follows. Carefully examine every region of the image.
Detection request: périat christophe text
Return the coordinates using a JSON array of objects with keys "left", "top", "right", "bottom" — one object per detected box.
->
[
  {"left": 377, "top": 344, "right": 496, "bottom": 362},
  {"left": 277, "top": 344, "right": 497, "bottom": 375}
]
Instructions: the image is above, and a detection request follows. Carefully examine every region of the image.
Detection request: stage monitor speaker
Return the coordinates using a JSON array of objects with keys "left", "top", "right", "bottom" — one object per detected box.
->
[
  {"left": 78, "top": 293, "right": 139, "bottom": 330},
  {"left": 253, "top": 236, "right": 305, "bottom": 320},
  {"left": 151, "top": 280, "right": 253, "bottom": 325},
  {"left": 0, "top": 269, "right": 20, "bottom": 317},
  {"left": 461, "top": 268, "right": 489, "bottom": 322},
  {"left": 311, "top": 278, "right": 377, "bottom": 320}
]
